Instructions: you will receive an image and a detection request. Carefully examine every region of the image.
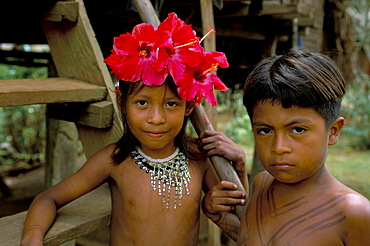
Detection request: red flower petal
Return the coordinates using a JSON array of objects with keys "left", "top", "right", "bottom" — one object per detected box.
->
[
  {"left": 203, "top": 51, "right": 229, "bottom": 68},
  {"left": 104, "top": 12, "right": 229, "bottom": 106}
]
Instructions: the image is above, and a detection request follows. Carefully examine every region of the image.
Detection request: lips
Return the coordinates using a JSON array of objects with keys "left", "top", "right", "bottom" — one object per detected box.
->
[
  {"left": 271, "top": 162, "right": 294, "bottom": 171},
  {"left": 145, "top": 131, "right": 167, "bottom": 138}
]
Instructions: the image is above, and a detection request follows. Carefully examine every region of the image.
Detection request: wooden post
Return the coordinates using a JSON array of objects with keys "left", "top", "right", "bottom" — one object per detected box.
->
[
  {"left": 41, "top": 0, "right": 123, "bottom": 159},
  {"left": 45, "top": 62, "right": 79, "bottom": 246},
  {"left": 199, "top": 1, "right": 222, "bottom": 244}
]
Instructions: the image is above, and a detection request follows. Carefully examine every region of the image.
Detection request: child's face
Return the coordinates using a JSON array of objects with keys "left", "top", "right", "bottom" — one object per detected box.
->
[
  {"left": 125, "top": 83, "right": 193, "bottom": 158},
  {"left": 252, "top": 100, "right": 343, "bottom": 184}
]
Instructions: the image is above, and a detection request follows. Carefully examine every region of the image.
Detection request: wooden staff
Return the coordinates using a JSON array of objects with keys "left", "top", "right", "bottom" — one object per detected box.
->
[
  {"left": 190, "top": 104, "right": 246, "bottom": 219},
  {"left": 131, "top": 0, "right": 246, "bottom": 219}
]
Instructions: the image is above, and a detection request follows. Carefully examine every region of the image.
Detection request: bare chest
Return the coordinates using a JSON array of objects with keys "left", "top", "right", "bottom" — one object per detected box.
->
[
  {"left": 239, "top": 189, "right": 346, "bottom": 246},
  {"left": 108, "top": 158, "right": 204, "bottom": 245},
  {"left": 109, "top": 157, "right": 204, "bottom": 210}
]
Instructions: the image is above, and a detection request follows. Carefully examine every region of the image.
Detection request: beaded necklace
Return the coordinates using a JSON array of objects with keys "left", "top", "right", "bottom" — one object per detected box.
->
[{"left": 131, "top": 147, "right": 191, "bottom": 209}]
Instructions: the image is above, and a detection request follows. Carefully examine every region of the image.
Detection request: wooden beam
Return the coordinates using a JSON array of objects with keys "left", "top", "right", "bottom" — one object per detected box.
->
[
  {"left": 0, "top": 185, "right": 111, "bottom": 246},
  {"left": 41, "top": 0, "right": 124, "bottom": 158},
  {"left": 47, "top": 101, "right": 114, "bottom": 129},
  {"left": 42, "top": 1, "right": 79, "bottom": 22},
  {"left": 200, "top": 2, "right": 223, "bottom": 245},
  {"left": 0, "top": 77, "right": 107, "bottom": 107},
  {"left": 132, "top": 0, "right": 160, "bottom": 26},
  {"left": 215, "top": 26, "right": 266, "bottom": 40},
  {"left": 190, "top": 105, "right": 246, "bottom": 219}
]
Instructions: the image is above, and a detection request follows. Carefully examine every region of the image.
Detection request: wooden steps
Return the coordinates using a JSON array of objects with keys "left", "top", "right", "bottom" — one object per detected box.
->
[
  {"left": 0, "top": 185, "right": 111, "bottom": 246},
  {"left": 0, "top": 77, "right": 107, "bottom": 107}
]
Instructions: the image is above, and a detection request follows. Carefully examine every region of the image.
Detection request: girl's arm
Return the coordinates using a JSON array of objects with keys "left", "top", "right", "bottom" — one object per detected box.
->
[
  {"left": 202, "top": 162, "right": 245, "bottom": 242},
  {"left": 199, "top": 130, "right": 249, "bottom": 195},
  {"left": 21, "top": 144, "right": 114, "bottom": 246}
]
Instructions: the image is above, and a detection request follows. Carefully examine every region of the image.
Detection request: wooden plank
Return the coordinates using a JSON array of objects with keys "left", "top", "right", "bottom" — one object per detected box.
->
[
  {"left": 132, "top": 0, "right": 160, "bottom": 26},
  {"left": 41, "top": 0, "right": 123, "bottom": 158},
  {"left": 42, "top": 2, "right": 79, "bottom": 22},
  {"left": 0, "top": 185, "right": 111, "bottom": 246},
  {"left": 215, "top": 26, "right": 266, "bottom": 40},
  {"left": 200, "top": 1, "right": 221, "bottom": 245},
  {"left": 47, "top": 101, "right": 114, "bottom": 128},
  {"left": 0, "top": 77, "right": 107, "bottom": 107}
]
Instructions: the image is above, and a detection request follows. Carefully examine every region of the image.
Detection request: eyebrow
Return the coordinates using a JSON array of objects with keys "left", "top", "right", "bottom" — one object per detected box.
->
[
  {"left": 131, "top": 93, "right": 181, "bottom": 101},
  {"left": 253, "top": 119, "right": 313, "bottom": 128}
]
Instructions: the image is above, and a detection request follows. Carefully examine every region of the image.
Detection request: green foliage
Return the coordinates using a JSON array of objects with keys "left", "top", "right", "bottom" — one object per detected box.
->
[
  {"left": 341, "top": 74, "right": 370, "bottom": 149},
  {"left": 217, "top": 89, "right": 254, "bottom": 147},
  {"left": 350, "top": 0, "right": 370, "bottom": 51},
  {"left": 326, "top": 133, "right": 370, "bottom": 199},
  {"left": 0, "top": 64, "right": 48, "bottom": 168},
  {"left": 0, "top": 64, "right": 48, "bottom": 79}
]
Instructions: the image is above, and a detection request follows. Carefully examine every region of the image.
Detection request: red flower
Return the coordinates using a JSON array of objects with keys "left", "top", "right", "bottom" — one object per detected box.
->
[
  {"left": 104, "top": 12, "right": 230, "bottom": 106},
  {"left": 176, "top": 52, "right": 229, "bottom": 106},
  {"left": 104, "top": 23, "right": 172, "bottom": 86},
  {"left": 157, "top": 13, "right": 204, "bottom": 82}
]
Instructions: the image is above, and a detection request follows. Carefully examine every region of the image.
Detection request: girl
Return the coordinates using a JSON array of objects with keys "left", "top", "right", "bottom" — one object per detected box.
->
[{"left": 21, "top": 13, "right": 247, "bottom": 245}]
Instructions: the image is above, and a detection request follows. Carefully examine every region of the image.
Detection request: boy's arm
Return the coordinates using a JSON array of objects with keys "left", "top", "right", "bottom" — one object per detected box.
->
[
  {"left": 202, "top": 180, "right": 245, "bottom": 241},
  {"left": 21, "top": 144, "right": 114, "bottom": 246},
  {"left": 344, "top": 194, "right": 370, "bottom": 245},
  {"left": 199, "top": 130, "right": 249, "bottom": 195}
]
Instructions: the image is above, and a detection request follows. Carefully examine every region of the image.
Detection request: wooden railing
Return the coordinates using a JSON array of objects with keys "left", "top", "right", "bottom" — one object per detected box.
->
[{"left": 0, "top": 185, "right": 111, "bottom": 246}]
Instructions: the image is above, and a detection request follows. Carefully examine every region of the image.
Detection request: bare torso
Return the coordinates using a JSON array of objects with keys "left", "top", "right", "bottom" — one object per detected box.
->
[
  {"left": 108, "top": 152, "right": 209, "bottom": 246},
  {"left": 237, "top": 170, "right": 370, "bottom": 246}
]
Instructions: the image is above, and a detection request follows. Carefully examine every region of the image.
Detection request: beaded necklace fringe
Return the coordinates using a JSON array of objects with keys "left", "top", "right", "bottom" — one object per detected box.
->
[{"left": 131, "top": 147, "right": 191, "bottom": 209}]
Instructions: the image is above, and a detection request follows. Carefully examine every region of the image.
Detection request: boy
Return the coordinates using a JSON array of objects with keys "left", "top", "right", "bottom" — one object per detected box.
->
[{"left": 203, "top": 50, "right": 370, "bottom": 245}]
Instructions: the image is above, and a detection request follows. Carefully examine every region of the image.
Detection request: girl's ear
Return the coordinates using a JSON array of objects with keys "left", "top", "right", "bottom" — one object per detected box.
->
[
  {"left": 185, "top": 105, "right": 194, "bottom": 116},
  {"left": 328, "top": 117, "right": 345, "bottom": 146},
  {"left": 116, "top": 91, "right": 124, "bottom": 113}
]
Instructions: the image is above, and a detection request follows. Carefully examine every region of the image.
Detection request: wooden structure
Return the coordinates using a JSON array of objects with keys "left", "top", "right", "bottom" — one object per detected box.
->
[
  {"left": 0, "top": 0, "right": 320, "bottom": 245},
  {"left": 1, "top": 1, "right": 122, "bottom": 244}
]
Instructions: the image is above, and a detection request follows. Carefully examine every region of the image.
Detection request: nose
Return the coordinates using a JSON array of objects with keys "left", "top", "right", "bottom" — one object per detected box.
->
[
  {"left": 271, "top": 133, "right": 291, "bottom": 155},
  {"left": 147, "top": 106, "right": 166, "bottom": 125}
]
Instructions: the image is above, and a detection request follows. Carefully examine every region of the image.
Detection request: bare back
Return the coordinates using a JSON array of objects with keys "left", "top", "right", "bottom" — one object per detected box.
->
[{"left": 237, "top": 170, "right": 370, "bottom": 246}]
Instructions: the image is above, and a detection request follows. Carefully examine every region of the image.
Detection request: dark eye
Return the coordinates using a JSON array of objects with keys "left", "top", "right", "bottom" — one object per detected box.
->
[
  {"left": 256, "top": 128, "right": 272, "bottom": 135},
  {"left": 136, "top": 100, "right": 147, "bottom": 106},
  {"left": 291, "top": 127, "right": 306, "bottom": 134},
  {"left": 167, "top": 101, "right": 178, "bottom": 107}
]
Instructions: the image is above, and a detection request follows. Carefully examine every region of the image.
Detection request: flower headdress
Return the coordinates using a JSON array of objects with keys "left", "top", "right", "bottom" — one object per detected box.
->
[{"left": 104, "top": 13, "right": 229, "bottom": 106}]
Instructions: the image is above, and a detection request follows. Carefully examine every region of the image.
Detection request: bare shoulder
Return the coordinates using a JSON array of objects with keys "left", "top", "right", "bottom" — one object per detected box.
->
[
  {"left": 342, "top": 190, "right": 370, "bottom": 218},
  {"left": 89, "top": 143, "right": 116, "bottom": 161},
  {"left": 78, "top": 143, "right": 116, "bottom": 173},
  {"left": 187, "top": 137, "right": 209, "bottom": 164},
  {"left": 330, "top": 178, "right": 370, "bottom": 215},
  {"left": 340, "top": 189, "right": 370, "bottom": 243},
  {"left": 253, "top": 171, "right": 273, "bottom": 187}
]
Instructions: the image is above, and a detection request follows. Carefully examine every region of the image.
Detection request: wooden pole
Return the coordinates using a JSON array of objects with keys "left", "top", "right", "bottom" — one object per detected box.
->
[
  {"left": 190, "top": 104, "right": 246, "bottom": 219},
  {"left": 131, "top": 0, "right": 246, "bottom": 220}
]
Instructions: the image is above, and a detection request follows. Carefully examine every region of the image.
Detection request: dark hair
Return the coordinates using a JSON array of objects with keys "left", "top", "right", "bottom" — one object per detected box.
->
[
  {"left": 243, "top": 50, "right": 346, "bottom": 128},
  {"left": 112, "top": 78, "right": 195, "bottom": 165}
]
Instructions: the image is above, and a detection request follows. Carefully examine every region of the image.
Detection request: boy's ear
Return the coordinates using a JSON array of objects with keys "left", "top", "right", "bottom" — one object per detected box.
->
[{"left": 328, "top": 117, "right": 345, "bottom": 146}]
